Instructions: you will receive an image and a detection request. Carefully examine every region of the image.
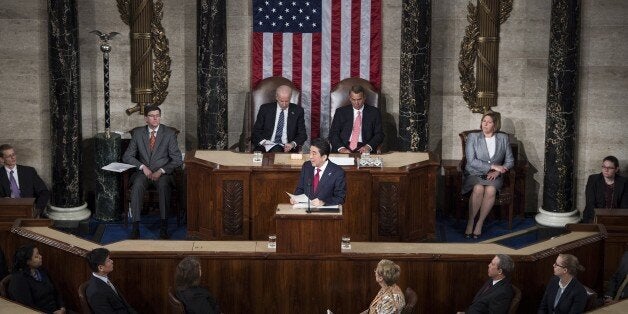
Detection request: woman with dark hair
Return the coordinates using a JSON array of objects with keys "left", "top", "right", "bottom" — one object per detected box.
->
[
  {"left": 7, "top": 244, "right": 65, "bottom": 314},
  {"left": 462, "top": 112, "right": 514, "bottom": 238},
  {"left": 582, "top": 155, "right": 628, "bottom": 223},
  {"left": 538, "top": 254, "right": 587, "bottom": 313},
  {"left": 175, "top": 256, "right": 220, "bottom": 314}
]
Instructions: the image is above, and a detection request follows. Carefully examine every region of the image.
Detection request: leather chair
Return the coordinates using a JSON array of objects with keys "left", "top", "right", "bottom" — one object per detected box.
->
[
  {"left": 121, "top": 129, "right": 184, "bottom": 228},
  {"left": 78, "top": 281, "right": 92, "bottom": 314},
  {"left": 402, "top": 287, "right": 418, "bottom": 314},
  {"left": 168, "top": 287, "right": 185, "bottom": 314},
  {"left": 329, "top": 77, "right": 383, "bottom": 153},
  {"left": 584, "top": 285, "right": 599, "bottom": 312},
  {"left": 456, "top": 130, "right": 517, "bottom": 229},
  {"left": 0, "top": 274, "right": 10, "bottom": 298},
  {"left": 233, "top": 76, "right": 301, "bottom": 152},
  {"left": 508, "top": 284, "right": 521, "bottom": 314}
]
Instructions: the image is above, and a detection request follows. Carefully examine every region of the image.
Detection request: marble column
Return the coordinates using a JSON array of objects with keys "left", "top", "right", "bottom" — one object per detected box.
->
[
  {"left": 94, "top": 133, "right": 121, "bottom": 221},
  {"left": 398, "top": 0, "right": 431, "bottom": 152},
  {"left": 535, "top": 0, "right": 581, "bottom": 227},
  {"left": 197, "top": 0, "right": 228, "bottom": 149},
  {"left": 45, "top": 0, "right": 90, "bottom": 225}
]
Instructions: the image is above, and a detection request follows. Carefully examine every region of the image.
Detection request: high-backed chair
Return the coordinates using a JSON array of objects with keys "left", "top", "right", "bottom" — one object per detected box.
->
[
  {"left": 329, "top": 77, "right": 384, "bottom": 152},
  {"left": 402, "top": 287, "right": 418, "bottom": 314},
  {"left": 78, "top": 281, "right": 92, "bottom": 314},
  {"left": 457, "top": 130, "right": 517, "bottom": 229},
  {"left": 168, "top": 287, "right": 186, "bottom": 314},
  {"left": 508, "top": 284, "right": 521, "bottom": 314},
  {"left": 584, "top": 285, "right": 599, "bottom": 312},
  {"left": 234, "top": 76, "right": 301, "bottom": 152},
  {"left": 0, "top": 274, "right": 11, "bottom": 298}
]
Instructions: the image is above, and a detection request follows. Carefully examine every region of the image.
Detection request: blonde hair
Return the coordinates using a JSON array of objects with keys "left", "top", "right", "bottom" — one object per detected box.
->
[
  {"left": 559, "top": 254, "right": 585, "bottom": 276},
  {"left": 376, "top": 259, "right": 401, "bottom": 286},
  {"left": 480, "top": 111, "right": 501, "bottom": 132}
]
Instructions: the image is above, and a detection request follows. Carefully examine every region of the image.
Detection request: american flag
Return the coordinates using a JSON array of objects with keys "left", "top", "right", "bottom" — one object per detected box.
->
[{"left": 252, "top": 0, "right": 382, "bottom": 139}]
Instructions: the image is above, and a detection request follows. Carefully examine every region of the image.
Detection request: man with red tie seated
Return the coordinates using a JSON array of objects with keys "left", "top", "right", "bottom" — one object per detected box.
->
[
  {"left": 291, "top": 138, "right": 346, "bottom": 206},
  {"left": 86, "top": 248, "right": 136, "bottom": 314},
  {"left": 458, "top": 254, "right": 515, "bottom": 314},
  {"left": 329, "top": 85, "right": 384, "bottom": 154},
  {"left": 251, "top": 85, "right": 307, "bottom": 153},
  {"left": 0, "top": 144, "right": 50, "bottom": 217}
]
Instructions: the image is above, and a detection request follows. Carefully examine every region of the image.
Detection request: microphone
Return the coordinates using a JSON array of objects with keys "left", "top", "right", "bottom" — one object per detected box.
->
[{"left": 306, "top": 181, "right": 312, "bottom": 214}]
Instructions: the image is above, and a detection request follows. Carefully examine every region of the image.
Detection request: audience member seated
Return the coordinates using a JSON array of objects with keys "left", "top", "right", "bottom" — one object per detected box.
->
[
  {"left": 582, "top": 155, "right": 628, "bottom": 223},
  {"left": 604, "top": 251, "right": 628, "bottom": 304},
  {"left": 251, "top": 84, "right": 307, "bottom": 153},
  {"left": 538, "top": 254, "right": 587, "bottom": 314},
  {"left": 360, "top": 259, "right": 405, "bottom": 314},
  {"left": 329, "top": 85, "right": 384, "bottom": 154},
  {"left": 290, "top": 138, "right": 346, "bottom": 207},
  {"left": 0, "top": 144, "right": 50, "bottom": 217},
  {"left": 175, "top": 256, "right": 220, "bottom": 314},
  {"left": 85, "top": 248, "right": 136, "bottom": 314},
  {"left": 458, "top": 254, "right": 514, "bottom": 314},
  {"left": 462, "top": 112, "right": 514, "bottom": 239},
  {"left": 122, "top": 105, "right": 183, "bottom": 239},
  {"left": 7, "top": 244, "right": 65, "bottom": 313}
]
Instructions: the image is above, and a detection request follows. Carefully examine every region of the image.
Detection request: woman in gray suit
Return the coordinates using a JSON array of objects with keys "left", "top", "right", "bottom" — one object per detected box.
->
[{"left": 463, "top": 112, "right": 514, "bottom": 239}]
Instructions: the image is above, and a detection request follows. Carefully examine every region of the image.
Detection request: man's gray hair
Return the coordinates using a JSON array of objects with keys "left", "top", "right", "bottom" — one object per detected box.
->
[{"left": 496, "top": 254, "right": 514, "bottom": 277}]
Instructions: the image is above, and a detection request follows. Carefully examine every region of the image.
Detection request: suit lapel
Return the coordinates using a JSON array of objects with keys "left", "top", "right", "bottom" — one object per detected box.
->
[
  {"left": 153, "top": 126, "right": 166, "bottom": 156},
  {"left": 287, "top": 105, "right": 296, "bottom": 137},
  {"left": 0, "top": 168, "right": 9, "bottom": 194}
]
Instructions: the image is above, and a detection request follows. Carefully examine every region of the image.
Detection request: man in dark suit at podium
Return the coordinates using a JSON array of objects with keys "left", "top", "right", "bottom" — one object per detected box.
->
[
  {"left": 460, "top": 254, "right": 514, "bottom": 314},
  {"left": 329, "top": 85, "right": 384, "bottom": 154},
  {"left": 86, "top": 248, "right": 136, "bottom": 314},
  {"left": 0, "top": 144, "right": 50, "bottom": 217},
  {"left": 291, "top": 138, "right": 346, "bottom": 206},
  {"left": 251, "top": 85, "right": 307, "bottom": 152},
  {"left": 122, "top": 105, "right": 182, "bottom": 239}
]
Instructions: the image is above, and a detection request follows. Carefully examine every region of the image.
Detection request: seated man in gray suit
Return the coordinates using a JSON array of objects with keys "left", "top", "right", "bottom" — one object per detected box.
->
[
  {"left": 251, "top": 85, "right": 307, "bottom": 152},
  {"left": 122, "top": 105, "right": 182, "bottom": 239},
  {"left": 458, "top": 254, "right": 515, "bottom": 314},
  {"left": 0, "top": 144, "right": 50, "bottom": 217}
]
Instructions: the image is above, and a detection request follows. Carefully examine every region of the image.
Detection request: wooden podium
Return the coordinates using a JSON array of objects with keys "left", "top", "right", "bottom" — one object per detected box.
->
[
  {"left": 595, "top": 208, "right": 628, "bottom": 278},
  {"left": 274, "top": 204, "right": 343, "bottom": 254},
  {"left": 0, "top": 198, "right": 36, "bottom": 224}
]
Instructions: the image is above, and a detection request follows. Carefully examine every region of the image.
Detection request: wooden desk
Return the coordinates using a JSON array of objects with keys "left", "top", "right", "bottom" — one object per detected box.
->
[
  {"left": 7, "top": 220, "right": 605, "bottom": 314},
  {"left": 185, "top": 151, "right": 439, "bottom": 242},
  {"left": 595, "top": 208, "right": 628, "bottom": 278},
  {"left": 0, "top": 296, "right": 41, "bottom": 314},
  {"left": 274, "top": 204, "right": 343, "bottom": 254},
  {"left": 0, "top": 198, "right": 35, "bottom": 249}
]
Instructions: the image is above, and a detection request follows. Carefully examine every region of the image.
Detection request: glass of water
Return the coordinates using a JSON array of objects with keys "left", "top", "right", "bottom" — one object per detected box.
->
[
  {"left": 341, "top": 235, "right": 351, "bottom": 250},
  {"left": 268, "top": 234, "right": 277, "bottom": 249},
  {"left": 253, "top": 151, "right": 263, "bottom": 163}
]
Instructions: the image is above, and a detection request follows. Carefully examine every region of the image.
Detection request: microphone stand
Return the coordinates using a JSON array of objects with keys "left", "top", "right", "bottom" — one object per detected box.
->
[{"left": 306, "top": 182, "right": 312, "bottom": 214}]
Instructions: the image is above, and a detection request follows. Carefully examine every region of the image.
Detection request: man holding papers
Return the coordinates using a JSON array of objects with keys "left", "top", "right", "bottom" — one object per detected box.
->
[{"left": 290, "top": 138, "right": 346, "bottom": 206}]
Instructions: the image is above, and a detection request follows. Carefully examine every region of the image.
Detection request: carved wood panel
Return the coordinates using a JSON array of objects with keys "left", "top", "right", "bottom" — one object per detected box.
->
[
  {"left": 222, "top": 180, "right": 243, "bottom": 235},
  {"left": 378, "top": 182, "right": 400, "bottom": 237}
]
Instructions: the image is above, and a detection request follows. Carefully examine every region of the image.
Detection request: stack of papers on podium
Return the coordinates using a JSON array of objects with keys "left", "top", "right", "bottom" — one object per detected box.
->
[{"left": 285, "top": 192, "right": 340, "bottom": 211}]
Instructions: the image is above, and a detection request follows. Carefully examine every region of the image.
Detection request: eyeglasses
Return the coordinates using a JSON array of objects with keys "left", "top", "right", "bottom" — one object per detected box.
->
[
  {"left": 147, "top": 114, "right": 161, "bottom": 118},
  {"left": 602, "top": 166, "right": 616, "bottom": 170},
  {"left": 553, "top": 263, "right": 567, "bottom": 269}
]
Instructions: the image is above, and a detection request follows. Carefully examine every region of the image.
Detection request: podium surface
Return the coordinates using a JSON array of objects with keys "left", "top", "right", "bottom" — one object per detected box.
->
[{"left": 274, "top": 204, "right": 343, "bottom": 254}]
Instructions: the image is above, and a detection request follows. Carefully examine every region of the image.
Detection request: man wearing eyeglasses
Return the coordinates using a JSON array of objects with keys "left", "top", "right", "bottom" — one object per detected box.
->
[
  {"left": 122, "top": 105, "right": 182, "bottom": 239},
  {"left": 582, "top": 155, "right": 628, "bottom": 223},
  {"left": 0, "top": 144, "right": 50, "bottom": 217}
]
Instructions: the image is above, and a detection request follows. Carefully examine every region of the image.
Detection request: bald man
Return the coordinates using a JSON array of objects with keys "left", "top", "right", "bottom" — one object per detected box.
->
[{"left": 251, "top": 85, "right": 307, "bottom": 152}]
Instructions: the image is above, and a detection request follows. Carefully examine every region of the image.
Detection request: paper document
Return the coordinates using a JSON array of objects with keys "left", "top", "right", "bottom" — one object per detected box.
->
[
  {"left": 329, "top": 156, "right": 355, "bottom": 166},
  {"left": 292, "top": 203, "right": 339, "bottom": 209},
  {"left": 102, "top": 162, "right": 136, "bottom": 173},
  {"left": 262, "top": 140, "right": 283, "bottom": 151},
  {"left": 286, "top": 192, "right": 309, "bottom": 203}
]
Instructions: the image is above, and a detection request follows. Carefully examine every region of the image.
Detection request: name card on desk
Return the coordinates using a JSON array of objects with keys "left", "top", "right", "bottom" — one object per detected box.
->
[{"left": 329, "top": 156, "right": 355, "bottom": 166}]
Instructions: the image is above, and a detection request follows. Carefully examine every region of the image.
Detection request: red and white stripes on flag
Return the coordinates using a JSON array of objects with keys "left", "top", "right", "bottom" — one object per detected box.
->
[{"left": 252, "top": 0, "right": 382, "bottom": 140}]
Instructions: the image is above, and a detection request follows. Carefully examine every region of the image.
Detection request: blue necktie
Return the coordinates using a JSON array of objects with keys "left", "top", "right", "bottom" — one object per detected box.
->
[
  {"left": 9, "top": 170, "right": 20, "bottom": 198},
  {"left": 274, "top": 110, "right": 285, "bottom": 144}
]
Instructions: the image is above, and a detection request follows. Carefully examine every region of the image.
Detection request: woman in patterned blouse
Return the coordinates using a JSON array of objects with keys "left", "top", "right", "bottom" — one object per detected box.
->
[{"left": 361, "top": 259, "right": 406, "bottom": 314}]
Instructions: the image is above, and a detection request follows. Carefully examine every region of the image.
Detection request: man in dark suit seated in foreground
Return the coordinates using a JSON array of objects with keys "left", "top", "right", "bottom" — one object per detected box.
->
[
  {"left": 329, "top": 85, "right": 384, "bottom": 154},
  {"left": 290, "top": 138, "right": 346, "bottom": 206},
  {"left": 122, "top": 105, "right": 182, "bottom": 239},
  {"left": 251, "top": 84, "right": 307, "bottom": 152},
  {"left": 458, "top": 254, "right": 515, "bottom": 314},
  {"left": 0, "top": 144, "right": 50, "bottom": 217},
  {"left": 85, "top": 248, "right": 136, "bottom": 314}
]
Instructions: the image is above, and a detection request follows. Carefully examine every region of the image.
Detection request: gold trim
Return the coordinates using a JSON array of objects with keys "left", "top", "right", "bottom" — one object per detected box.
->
[{"left": 132, "top": 33, "right": 151, "bottom": 39}]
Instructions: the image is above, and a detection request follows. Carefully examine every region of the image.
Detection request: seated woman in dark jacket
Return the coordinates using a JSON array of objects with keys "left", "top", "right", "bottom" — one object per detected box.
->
[
  {"left": 538, "top": 254, "right": 587, "bottom": 314},
  {"left": 7, "top": 244, "right": 65, "bottom": 314},
  {"left": 582, "top": 155, "right": 628, "bottom": 223},
  {"left": 175, "top": 256, "right": 220, "bottom": 314}
]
